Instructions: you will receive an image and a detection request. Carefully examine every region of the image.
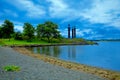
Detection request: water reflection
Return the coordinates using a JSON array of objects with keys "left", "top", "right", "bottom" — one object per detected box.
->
[
  {"left": 27, "top": 45, "right": 77, "bottom": 59},
  {"left": 68, "top": 46, "right": 76, "bottom": 59},
  {"left": 27, "top": 42, "right": 120, "bottom": 71},
  {"left": 28, "top": 46, "right": 61, "bottom": 57}
]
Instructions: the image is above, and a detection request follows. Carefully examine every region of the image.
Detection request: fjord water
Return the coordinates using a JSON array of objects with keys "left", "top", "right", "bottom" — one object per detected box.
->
[{"left": 27, "top": 41, "right": 120, "bottom": 71}]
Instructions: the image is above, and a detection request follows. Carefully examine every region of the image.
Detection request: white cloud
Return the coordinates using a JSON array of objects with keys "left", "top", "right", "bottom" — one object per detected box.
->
[
  {"left": 47, "top": 0, "right": 120, "bottom": 28},
  {"left": 14, "top": 25, "right": 23, "bottom": 32},
  {"left": 110, "top": 18, "right": 120, "bottom": 29},
  {"left": 47, "top": 0, "right": 68, "bottom": 18},
  {"left": 12, "top": 21, "right": 23, "bottom": 32},
  {"left": 7, "top": 0, "right": 46, "bottom": 18},
  {"left": 47, "top": 0, "right": 79, "bottom": 21},
  {"left": 81, "top": 0, "right": 120, "bottom": 28},
  {"left": 4, "top": 0, "right": 120, "bottom": 29},
  {"left": 76, "top": 29, "right": 95, "bottom": 37},
  {"left": 75, "top": 29, "right": 105, "bottom": 39},
  {"left": 60, "top": 28, "right": 68, "bottom": 37}
]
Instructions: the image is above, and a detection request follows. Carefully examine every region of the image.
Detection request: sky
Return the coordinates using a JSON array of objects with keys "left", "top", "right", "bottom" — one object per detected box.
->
[{"left": 0, "top": 0, "right": 120, "bottom": 39}]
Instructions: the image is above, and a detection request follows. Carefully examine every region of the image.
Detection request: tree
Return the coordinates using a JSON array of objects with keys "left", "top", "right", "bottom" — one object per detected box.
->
[
  {"left": 14, "top": 31, "right": 23, "bottom": 40},
  {"left": 23, "top": 23, "right": 35, "bottom": 41},
  {"left": 1, "top": 20, "right": 14, "bottom": 40},
  {"left": 36, "top": 24, "right": 44, "bottom": 40},
  {"left": 0, "top": 26, "right": 3, "bottom": 38},
  {"left": 36, "top": 21, "right": 61, "bottom": 42}
]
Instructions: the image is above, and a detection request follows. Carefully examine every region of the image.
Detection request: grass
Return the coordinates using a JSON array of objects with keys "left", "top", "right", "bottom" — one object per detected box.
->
[
  {"left": 61, "top": 38, "right": 96, "bottom": 45},
  {"left": 3, "top": 65, "right": 20, "bottom": 72},
  {"left": 0, "top": 38, "right": 96, "bottom": 46},
  {"left": 0, "top": 39, "right": 49, "bottom": 46}
]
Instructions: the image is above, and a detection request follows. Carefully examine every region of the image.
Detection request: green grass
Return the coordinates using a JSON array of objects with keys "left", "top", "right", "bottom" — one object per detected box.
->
[
  {"left": 0, "top": 39, "right": 49, "bottom": 46},
  {"left": 3, "top": 65, "right": 20, "bottom": 72},
  {"left": 61, "top": 38, "right": 94, "bottom": 44},
  {"left": 0, "top": 38, "right": 96, "bottom": 46}
]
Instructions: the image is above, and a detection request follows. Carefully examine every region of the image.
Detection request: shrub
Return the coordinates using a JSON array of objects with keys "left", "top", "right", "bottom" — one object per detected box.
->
[
  {"left": 3, "top": 65, "right": 20, "bottom": 72},
  {"left": 51, "top": 38, "right": 61, "bottom": 43}
]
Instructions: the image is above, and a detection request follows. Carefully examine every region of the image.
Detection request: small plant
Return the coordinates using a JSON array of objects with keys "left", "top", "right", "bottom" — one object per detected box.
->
[{"left": 3, "top": 65, "right": 20, "bottom": 72}]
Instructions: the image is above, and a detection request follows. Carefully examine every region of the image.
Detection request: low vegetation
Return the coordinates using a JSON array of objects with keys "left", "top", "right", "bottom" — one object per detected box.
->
[
  {"left": 3, "top": 65, "right": 20, "bottom": 72},
  {"left": 61, "top": 38, "right": 95, "bottom": 45},
  {"left": 0, "top": 39, "right": 49, "bottom": 46}
]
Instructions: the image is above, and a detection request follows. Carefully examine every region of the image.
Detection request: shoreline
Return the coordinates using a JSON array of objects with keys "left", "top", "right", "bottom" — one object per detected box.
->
[
  {"left": 13, "top": 47, "right": 120, "bottom": 80},
  {"left": 4, "top": 42, "right": 98, "bottom": 47}
]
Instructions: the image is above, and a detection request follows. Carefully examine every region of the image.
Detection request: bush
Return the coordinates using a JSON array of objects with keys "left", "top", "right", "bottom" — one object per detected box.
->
[
  {"left": 51, "top": 38, "right": 61, "bottom": 43},
  {"left": 3, "top": 65, "right": 20, "bottom": 72}
]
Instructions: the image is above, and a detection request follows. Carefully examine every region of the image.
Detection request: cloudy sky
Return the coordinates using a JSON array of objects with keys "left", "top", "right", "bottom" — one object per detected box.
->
[{"left": 0, "top": 0, "right": 120, "bottom": 39}]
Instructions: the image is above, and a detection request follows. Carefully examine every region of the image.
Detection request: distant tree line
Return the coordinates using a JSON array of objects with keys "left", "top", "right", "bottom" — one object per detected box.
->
[{"left": 0, "top": 20, "right": 62, "bottom": 42}]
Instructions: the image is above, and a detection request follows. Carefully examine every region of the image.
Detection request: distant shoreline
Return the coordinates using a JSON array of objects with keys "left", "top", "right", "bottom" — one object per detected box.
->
[{"left": 90, "top": 39, "right": 120, "bottom": 41}]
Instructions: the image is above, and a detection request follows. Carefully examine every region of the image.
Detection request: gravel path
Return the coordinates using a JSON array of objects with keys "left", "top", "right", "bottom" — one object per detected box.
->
[{"left": 0, "top": 47, "right": 107, "bottom": 80}]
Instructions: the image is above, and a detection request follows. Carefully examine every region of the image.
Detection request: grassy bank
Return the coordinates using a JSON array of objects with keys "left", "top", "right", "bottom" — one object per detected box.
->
[
  {"left": 0, "top": 38, "right": 96, "bottom": 46},
  {"left": 0, "top": 39, "right": 49, "bottom": 46}
]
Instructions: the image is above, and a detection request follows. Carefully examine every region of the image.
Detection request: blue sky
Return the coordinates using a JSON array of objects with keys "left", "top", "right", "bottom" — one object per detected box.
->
[{"left": 0, "top": 0, "right": 120, "bottom": 39}]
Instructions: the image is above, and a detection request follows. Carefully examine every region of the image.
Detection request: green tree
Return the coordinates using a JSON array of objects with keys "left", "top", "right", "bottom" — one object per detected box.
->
[
  {"left": 23, "top": 23, "right": 35, "bottom": 41},
  {"left": 36, "top": 24, "right": 44, "bottom": 40},
  {"left": 1, "top": 20, "right": 14, "bottom": 40},
  {"left": 36, "top": 21, "right": 61, "bottom": 42},
  {"left": 0, "top": 26, "right": 3, "bottom": 38},
  {"left": 14, "top": 31, "right": 23, "bottom": 40}
]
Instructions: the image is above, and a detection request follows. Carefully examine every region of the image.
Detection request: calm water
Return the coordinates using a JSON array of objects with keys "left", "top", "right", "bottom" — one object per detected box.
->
[{"left": 27, "top": 41, "right": 120, "bottom": 71}]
